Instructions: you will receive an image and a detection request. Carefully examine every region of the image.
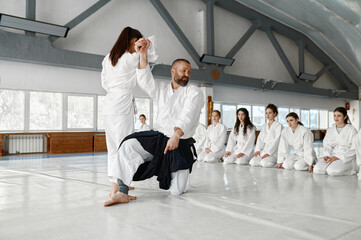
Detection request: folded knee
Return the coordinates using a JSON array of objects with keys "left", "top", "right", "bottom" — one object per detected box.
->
[
  {"left": 313, "top": 166, "right": 326, "bottom": 175},
  {"left": 281, "top": 161, "right": 291, "bottom": 169},
  {"left": 326, "top": 169, "right": 346, "bottom": 176}
]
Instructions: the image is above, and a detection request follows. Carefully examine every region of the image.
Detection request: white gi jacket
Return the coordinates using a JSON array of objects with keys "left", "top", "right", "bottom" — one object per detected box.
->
[
  {"left": 204, "top": 123, "right": 228, "bottom": 153},
  {"left": 139, "top": 123, "right": 151, "bottom": 132},
  {"left": 136, "top": 66, "right": 204, "bottom": 139},
  {"left": 255, "top": 121, "right": 283, "bottom": 158},
  {"left": 321, "top": 124, "right": 358, "bottom": 164},
  {"left": 278, "top": 125, "right": 316, "bottom": 166},
  {"left": 226, "top": 126, "right": 256, "bottom": 157},
  {"left": 101, "top": 36, "right": 157, "bottom": 116},
  {"left": 193, "top": 123, "right": 207, "bottom": 154},
  {"left": 353, "top": 130, "right": 361, "bottom": 170}
]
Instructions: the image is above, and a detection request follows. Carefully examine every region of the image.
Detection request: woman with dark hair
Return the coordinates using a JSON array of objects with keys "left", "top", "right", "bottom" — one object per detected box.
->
[
  {"left": 101, "top": 27, "right": 157, "bottom": 197},
  {"left": 198, "top": 110, "right": 227, "bottom": 163},
  {"left": 250, "top": 104, "right": 283, "bottom": 168},
  {"left": 314, "top": 107, "right": 358, "bottom": 176},
  {"left": 224, "top": 108, "right": 256, "bottom": 165},
  {"left": 277, "top": 112, "right": 316, "bottom": 172},
  {"left": 138, "top": 114, "right": 151, "bottom": 131}
]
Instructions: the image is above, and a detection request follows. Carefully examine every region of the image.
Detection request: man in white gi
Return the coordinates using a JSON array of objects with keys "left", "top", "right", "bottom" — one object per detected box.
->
[{"left": 104, "top": 39, "right": 204, "bottom": 206}]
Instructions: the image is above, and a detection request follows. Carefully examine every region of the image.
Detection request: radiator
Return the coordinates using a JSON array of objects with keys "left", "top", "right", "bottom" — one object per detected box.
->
[{"left": 7, "top": 135, "right": 45, "bottom": 154}]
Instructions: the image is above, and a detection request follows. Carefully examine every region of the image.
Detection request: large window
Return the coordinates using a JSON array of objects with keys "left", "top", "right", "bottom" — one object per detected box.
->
[
  {"left": 237, "top": 105, "right": 252, "bottom": 119},
  {"left": 213, "top": 102, "right": 221, "bottom": 111},
  {"left": 252, "top": 106, "right": 265, "bottom": 130},
  {"left": 319, "top": 110, "right": 328, "bottom": 129},
  {"left": 134, "top": 98, "right": 151, "bottom": 130},
  {"left": 309, "top": 110, "right": 318, "bottom": 130},
  {"left": 0, "top": 90, "right": 25, "bottom": 131},
  {"left": 222, "top": 104, "right": 236, "bottom": 129},
  {"left": 97, "top": 96, "right": 106, "bottom": 130},
  {"left": 29, "top": 92, "right": 62, "bottom": 130},
  {"left": 301, "top": 110, "right": 310, "bottom": 128},
  {"left": 278, "top": 107, "right": 289, "bottom": 127},
  {"left": 329, "top": 111, "right": 335, "bottom": 127},
  {"left": 289, "top": 108, "right": 300, "bottom": 116},
  {"left": 67, "top": 95, "right": 94, "bottom": 129}
]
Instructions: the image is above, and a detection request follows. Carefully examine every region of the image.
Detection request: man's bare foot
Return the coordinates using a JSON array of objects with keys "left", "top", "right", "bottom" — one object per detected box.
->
[
  {"left": 109, "top": 182, "right": 119, "bottom": 198},
  {"left": 109, "top": 185, "right": 134, "bottom": 199},
  {"left": 104, "top": 192, "right": 137, "bottom": 207}
]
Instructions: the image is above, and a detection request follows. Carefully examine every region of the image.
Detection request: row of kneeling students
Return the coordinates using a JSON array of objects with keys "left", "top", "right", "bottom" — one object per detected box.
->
[{"left": 194, "top": 104, "right": 361, "bottom": 177}]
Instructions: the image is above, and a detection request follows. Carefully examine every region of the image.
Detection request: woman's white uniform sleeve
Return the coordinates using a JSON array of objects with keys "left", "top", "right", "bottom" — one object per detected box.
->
[
  {"left": 136, "top": 66, "right": 160, "bottom": 102},
  {"left": 211, "top": 125, "right": 227, "bottom": 153},
  {"left": 303, "top": 129, "right": 315, "bottom": 166},
  {"left": 240, "top": 127, "right": 256, "bottom": 157},
  {"left": 147, "top": 35, "right": 158, "bottom": 63},
  {"left": 255, "top": 126, "right": 265, "bottom": 152},
  {"left": 321, "top": 128, "right": 333, "bottom": 157},
  {"left": 226, "top": 129, "right": 236, "bottom": 152},
  {"left": 335, "top": 127, "right": 357, "bottom": 163},
  {"left": 353, "top": 132, "right": 361, "bottom": 167},
  {"left": 265, "top": 123, "right": 283, "bottom": 156},
  {"left": 101, "top": 57, "right": 109, "bottom": 92},
  {"left": 277, "top": 131, "right": 289, "bottom": 163}
]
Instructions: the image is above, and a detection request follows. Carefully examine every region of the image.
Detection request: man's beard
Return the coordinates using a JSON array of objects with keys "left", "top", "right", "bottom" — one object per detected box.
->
[{"left": 174, "top": 76, "right": 189, "bottom": 86}]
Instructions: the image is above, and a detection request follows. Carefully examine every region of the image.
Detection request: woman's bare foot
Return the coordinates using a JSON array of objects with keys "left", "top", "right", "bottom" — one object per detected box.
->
[
  {"left": 129, "top": 186, "right": 135, "bottom": 190},
  {"left": 104, "top": 192, "right": 137, "bottom": 207}
]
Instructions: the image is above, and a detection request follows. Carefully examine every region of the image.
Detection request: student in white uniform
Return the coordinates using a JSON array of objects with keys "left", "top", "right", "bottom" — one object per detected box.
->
[
  {"left": 353, "top": 130, "right": 361, "bottom": 179},
  {"left": 198, "top": 110, "right": 227, "bottom": 163},
  {"left": 250, "top": 104, "right": 283, "bottom": 168},
  {"left": 193, "top": 123, "right": 207, "bottom": 156},
  {"left": 101, "top": 27, "right": 157, "bottom": 198},
  {"left": 138, "top": 114, "right": 151, "bottom": 132},
  {"left": 277, "top": 112, "right": 316, "bottom": 172},
  {"left": 314, "top": 107, "right": 358, "bottom": 176},
  {"left": 104, "top": 39, "right": 204, "bottom": 206},
  {"left": 224, "top": 108, "right": 256, "bottom": 165}
]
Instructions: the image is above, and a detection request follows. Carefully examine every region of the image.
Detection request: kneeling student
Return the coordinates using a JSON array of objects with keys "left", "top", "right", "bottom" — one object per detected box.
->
[
  {"left": 277, "top": 112, "right": 316, "bottom": 172},
  {"left": 314, "top": 107, "right": 358, "bottom": 176},
  {"left": 249, "top": 104, "right": 283, "bottom": 168},
  {"left": 198, "top": 110, "right": 227, "bottom": 163},
  {"left": 224, "top": 108, "right": 255, "bottom": 165}
]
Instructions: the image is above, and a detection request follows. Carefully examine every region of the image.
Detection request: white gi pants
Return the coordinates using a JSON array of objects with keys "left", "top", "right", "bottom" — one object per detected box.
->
[
  {"left": 223, "top": 153, "right": 251, "bottom": 165},
  {"left": 314, "top": 158, "right": 355, "bottom": 176},
  {"left": 104, "top": 112, "right": 134, "bottom": 183},
  {"left": 198, "top": 150, "right": 224, "bottom": 163},
  {"left": 249, "top": 155, "right": 277, "bottom": 168},
  {"left": 112, "top": 139, "right": 190, "bottom": 195},
  {"left": 281, "top": 155, "right": 309, "bottom": 171}
]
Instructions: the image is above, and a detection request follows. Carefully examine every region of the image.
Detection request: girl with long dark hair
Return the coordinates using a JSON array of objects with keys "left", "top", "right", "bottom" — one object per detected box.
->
[
  {"left": 314, "top": 107, "right": 358, "bottom": 176},
  {"left": 101, "top": 27, "right": 157, "bottom": 198},
  {"left": 224, "top": 108, "right": 256, "bottom": 165},
  {"left": 249, "top": 104, "right": 283, "bottom": 168},
  {"left": 198, "top": 110, "right": 227, "bottom": 163},
  {"left": 277, "top": 112, "right": 316, "bottom": 172}
]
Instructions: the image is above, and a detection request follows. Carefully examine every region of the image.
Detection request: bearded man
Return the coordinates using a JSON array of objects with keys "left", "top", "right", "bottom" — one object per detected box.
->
[{"left": 104, "top": 39, "right": 204, "bottom": 206}]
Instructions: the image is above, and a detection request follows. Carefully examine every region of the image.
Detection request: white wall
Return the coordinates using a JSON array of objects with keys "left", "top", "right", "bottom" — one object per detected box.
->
[
  {"left": 213, "top": 85, "right": 345, "bottom": 111},
  {"left": 0, "top": 0, "right": 356, "bottom": 118}
]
